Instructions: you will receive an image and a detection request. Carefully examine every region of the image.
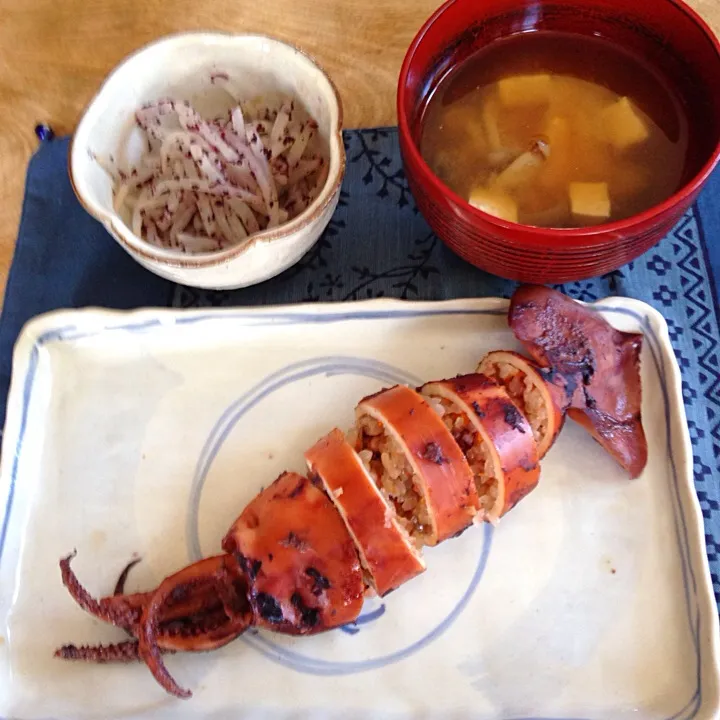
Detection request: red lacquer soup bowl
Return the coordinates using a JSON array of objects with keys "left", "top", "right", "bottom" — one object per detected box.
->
[{"left": 397, "top": 0, "right": 720, "bottom": 283}]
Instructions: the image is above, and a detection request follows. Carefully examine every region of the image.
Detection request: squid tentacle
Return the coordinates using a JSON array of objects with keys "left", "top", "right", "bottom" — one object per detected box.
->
[
  {"left": 132, "top": 555, "right": 254, "bottom": 698},
  {"left": 54, "top": 639, "right": 175, "bottom": 663},
  {"left": 60, "top": 552, "right": 143, "bottom": 630},
  {"left": 139, "top": 588, "right": 192, "bottom": 699},
  {"left": 113, "top": 557, "right": 143, "bottom": 596}
]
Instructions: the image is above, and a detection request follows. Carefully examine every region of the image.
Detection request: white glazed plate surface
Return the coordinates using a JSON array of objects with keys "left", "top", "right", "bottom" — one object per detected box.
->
[{"left": 0, "top": 298, "right": 718, "bottom": 719}]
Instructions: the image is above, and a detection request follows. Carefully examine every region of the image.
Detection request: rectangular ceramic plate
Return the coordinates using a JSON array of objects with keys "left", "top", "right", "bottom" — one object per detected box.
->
[{"left": 0, "top": 298, "right": 718, "bottom": 720}]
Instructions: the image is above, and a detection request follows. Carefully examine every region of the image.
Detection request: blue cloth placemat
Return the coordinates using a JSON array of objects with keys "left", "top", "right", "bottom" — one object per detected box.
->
[{"left": 1, "top": 129, "right": 719, "bottom": 610}]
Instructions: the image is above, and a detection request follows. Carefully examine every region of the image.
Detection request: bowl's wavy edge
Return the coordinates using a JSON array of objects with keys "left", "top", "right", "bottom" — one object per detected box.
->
[{"left": 68, "top": 30, "right": 346, "bottom": 271}]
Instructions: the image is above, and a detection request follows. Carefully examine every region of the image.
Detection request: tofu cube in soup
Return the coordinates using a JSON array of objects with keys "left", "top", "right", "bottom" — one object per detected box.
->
[
  {"left": 419, "top": 32, "right": 687, "bottom": 228},
  {"left": 468, "top": 187, "right": 518, "bottom": 223},
  {"left": 569, "top": 181, "right": 611, "bottom": 220},
  {"left": 600, "top": 97, "right": 649, "bottom": 150},
  {"left": 482, "top": 95, "right": 502, "bottom": 151},
  {"left": 497, "top": 74, "right": 552, "bottom": 107}
]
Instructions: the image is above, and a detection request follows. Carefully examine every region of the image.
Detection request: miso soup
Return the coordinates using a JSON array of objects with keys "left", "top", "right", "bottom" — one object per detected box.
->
[{"left": 420, "top": 31, "right": 689, "bottom": 227}]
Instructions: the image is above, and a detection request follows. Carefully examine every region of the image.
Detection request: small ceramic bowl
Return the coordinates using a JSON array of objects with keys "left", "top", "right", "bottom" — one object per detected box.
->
[
  {"left": 397, "top": 0, "right": 720, "bottom": 283},
  {"left": 70, "top": 32, "right": 345, "bottom": 290}
]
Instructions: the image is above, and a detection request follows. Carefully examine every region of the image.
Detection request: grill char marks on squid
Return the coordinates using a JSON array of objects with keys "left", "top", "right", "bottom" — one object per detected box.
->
[
  {"left": 305, "top": 428, "right": 426, "bottom": 597},
  {"left": 353, "top": 385, "right": 480, "bottom": 546},
  {"left": 421, "top": 373, "right": 540, "bottom": 523},
  {"left": 478, "top": 350, "right": 565, "bottom": 459},
  {"left": 508, "top": 284, "right": 647, "bottom": 478},
  {"left": 222, "top": 471, "right": 365, "bottom": 635}
]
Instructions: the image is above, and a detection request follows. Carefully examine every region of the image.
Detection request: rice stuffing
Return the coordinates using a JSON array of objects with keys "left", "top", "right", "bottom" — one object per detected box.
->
[
  {"left": 487, "top": 362, "right": 547, "bottom": 445},
  {"left": 427, "top": 396, "right": 499, "bottom": 515},
  {"left": 350, "top": 415, "right": 433, "bottom": 545}
]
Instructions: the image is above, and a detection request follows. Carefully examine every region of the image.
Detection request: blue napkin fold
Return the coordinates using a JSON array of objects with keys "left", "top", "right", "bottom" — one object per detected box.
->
[{"left": 1, "top": 129, "right": 719, "bottom": 610}]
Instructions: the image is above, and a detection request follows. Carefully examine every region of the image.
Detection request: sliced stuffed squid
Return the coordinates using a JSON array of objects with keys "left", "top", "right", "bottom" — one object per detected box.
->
[
  {"left": 421, "top": 373, "right": 540, "bottom": 523},
  {"left": 351, "top": 384, "right": 479, "bottom": 546},
  {"left": 478, "top": 349, "right": 565, "bottom": 458},
  {"left": 305, "top": 428, "right": 426, "bottom": 597},
  {"left": 52, "top": 285, "right": 648, "bottom": 700},
  {"left": 222, "top": 471, "right": 365, "bottom": 635}
]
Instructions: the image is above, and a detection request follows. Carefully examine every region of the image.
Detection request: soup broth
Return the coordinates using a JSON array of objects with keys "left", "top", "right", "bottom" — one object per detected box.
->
[{"left": 420, "top": 31, "right": 689, "bottom": 228}]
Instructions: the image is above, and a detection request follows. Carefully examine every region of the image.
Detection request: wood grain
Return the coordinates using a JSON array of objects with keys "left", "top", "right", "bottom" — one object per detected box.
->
[{"left": 0, "top": 0, "right": 717, "bottom": 303}]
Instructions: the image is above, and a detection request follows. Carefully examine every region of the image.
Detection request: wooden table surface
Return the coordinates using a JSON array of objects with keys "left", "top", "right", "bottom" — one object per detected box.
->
[{"left": 0, "top": 0, "right": 718, "bottom": 302}]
